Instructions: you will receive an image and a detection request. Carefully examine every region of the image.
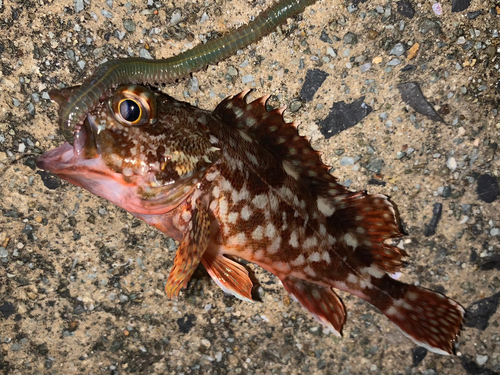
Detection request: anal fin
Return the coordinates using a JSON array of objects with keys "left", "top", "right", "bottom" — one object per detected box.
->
[
  {"left": 201, "top": 252, "right": 253, "bottom": 302},
  {"left": 165, "top": 198, "right": 211, "bottom": 299},
  {"left": 282, "top": 277, "right": 345, "bottom": 336}
]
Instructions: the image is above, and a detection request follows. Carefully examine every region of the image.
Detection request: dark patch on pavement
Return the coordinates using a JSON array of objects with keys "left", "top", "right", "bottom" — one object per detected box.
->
[
  {"left": 424, "top": 203, "right": 442, "bottom": 236},
  {"left": 398, "top": 82, "right": 445, "bottom": 123},
  {"left": 464, "top": 292, "right": 500, "bottom": 330},
  {"left": 36, "top": 170, "right": 61, "bottom": 190},
  {"left": 476, "top": 174, "right": 499, "bottom": 203},
  {"left": 319, "top": 96, "right": 373, "bottom": 139},
  {"left": 300, "top": 69, "right": 329, "bottom": 102},
  {"left": 177, "top": 313, "right": 197, "bottom": 334}
]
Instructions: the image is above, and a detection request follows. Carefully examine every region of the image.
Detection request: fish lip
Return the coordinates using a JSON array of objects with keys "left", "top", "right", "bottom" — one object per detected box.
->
[
  {"left": 36, "top": 117, "right": 96, "bottom": 174},
  {"left": 36, "top": 141, "right": 75, "bottom": 173}
]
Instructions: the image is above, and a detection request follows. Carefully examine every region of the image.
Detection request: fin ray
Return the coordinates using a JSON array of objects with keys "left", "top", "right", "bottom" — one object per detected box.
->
[
  {"left": 165, "top": 198, "right": 211, "bottom": 298},
  {"left": 201, "top": 252, "right": 253, "bottom": 302},
  {"left": 282, "top": 277, "right": 345, "bottom": 336},
  {"left": 355, "top": 275, "right": 464, "bottom": 354}
]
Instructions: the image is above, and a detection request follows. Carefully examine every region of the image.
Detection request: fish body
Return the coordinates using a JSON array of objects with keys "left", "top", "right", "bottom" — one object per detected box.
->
[{"left": 37, "top": 85, "right": 464, "bottom": 355}]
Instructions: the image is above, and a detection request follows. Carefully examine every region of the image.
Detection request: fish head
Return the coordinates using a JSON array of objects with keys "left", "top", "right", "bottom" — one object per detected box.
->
[{"left": 37, "top": 84, "right": 220, "bottom": 214}]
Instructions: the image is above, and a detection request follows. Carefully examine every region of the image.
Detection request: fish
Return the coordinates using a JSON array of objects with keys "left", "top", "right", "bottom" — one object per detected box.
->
[{"left": 36, "top": 85, "right": 464, "bottom": 355}]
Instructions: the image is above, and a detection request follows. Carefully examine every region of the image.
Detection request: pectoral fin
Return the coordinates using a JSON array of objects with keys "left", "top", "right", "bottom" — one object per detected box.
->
[
  {"left": 165, "top": 199, "right": 211, "bottom": 298},
  {"left": 201, "top": 252, "right": 253, "bottom": 302},
  {"left": 281, "top": 277, "right": 346, "bottom": 336}
]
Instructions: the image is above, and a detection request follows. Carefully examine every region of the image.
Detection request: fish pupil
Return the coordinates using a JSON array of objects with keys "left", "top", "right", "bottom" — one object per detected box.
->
[{"left": 120, "top": 99, "right": 141, "bottom": 122}]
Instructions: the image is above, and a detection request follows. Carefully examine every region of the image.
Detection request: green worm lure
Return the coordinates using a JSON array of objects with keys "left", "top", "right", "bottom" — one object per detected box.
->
[{"left": 58, "top": 0, "right": 318, "bottom": 143}]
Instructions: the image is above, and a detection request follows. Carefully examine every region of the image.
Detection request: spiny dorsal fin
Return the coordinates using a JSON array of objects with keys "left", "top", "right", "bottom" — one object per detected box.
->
[
  {"left": 214, "top": 91, "right": 344, "bottom": 197},
  {"left": 214, "top": 91, "right": 406, "bottom": 273}
]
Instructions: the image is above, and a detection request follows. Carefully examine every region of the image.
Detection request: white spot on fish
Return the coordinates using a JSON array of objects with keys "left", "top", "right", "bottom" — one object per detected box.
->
[
  {"left": 234, "top": 108, "right": 244, "bottom": 118},
  {"left": 273, "top": 261, "right": 291, "bottom": 272},
  {"left": 304, "top": 265, "right": 316, "bottom": 277},
  {"left": 317, "top": 197, "right": 335, "bottom": 216},
  {"left": 197, "top": 115, "right": 208, "bottom": 125},
  {"left": 282, "top": 160, "right": 300, "bottom": 180},
  {"left": 406, "top": 291, "right": 418, "bottom": 301},
  {"left": 219, "top": 198, "right": 228, "bottom": 218},
  {"left": 343, "top": 233, "right": 358, "bottom": 249},
  {"left": 291, "top": 254, "right": 305, "bottom": 266},
  {"left": 268, "top": 236, "right": 281, "bottom": 254},
  {"left": 209, "top": 200, "right": 218, "bottom": 211},
  {"left": 252, "top": 194, "right": 268, "bottom": 209},
  {"left": 206, "top": 170, "right": 220, "bottom": 182},
  {"left": 385, "top": 306, "right": 400, "bottom": 317},
  {"left": 212, "top": 186, "right": 220, "bottom": 198},
  {"left": 252, "top": 226, "right": 264, "bottom": 241},
  {"left": 239, "top": 129, "right": 253, "bottom": 143},
  {"left": 228, "top": 232, "right": 247, "bottom": 246},
  {"left": 265, "top": 223, "right": 276, "bottom": 239},
  {"left": 228, "top": 212, "right": 239, "bottom": 224},
  {"left": 268, "top": 194, "right": 280, "bottom": 212},
  {"left": 231, "top": 186, "right": 250, "bottom": 203},
  {"left": 303, "top": 236, "right": 318, "bottom": 249},
  {"left": 347, "top": 274, "right": 358, "bottom": 284},
  {"left": 253, "top": 249, "right": 264, "bottom": 259},
  {"left": 308, "top": 252, "right": 321, "bottom": 262},
  {"left": 289, "top": 231, "right": 299, "bottom": 248},
  {"left": 322, "top": 252, "right": 331, "bottom": 264},
  {"left": 279, "top": 186, "right": 294, "bottom": 200},
  {"left": 393, "top": 298, "right": 413, "bottom": 310},
  {"left": 182, "top": 211, "right": 191, "bottom": 222},
  {"left": 240, "top": 205, "right": 252, "bottom": 221},
  {"left": 359, "top": 277, "right": 373, "bottom": 289},
  {"left": 245, "top": 151, "right": 259, "bottom": 166},
  {"left": 361, "top": 265, "right": 384, "bottom": 278},
  {"left": 245, "top": 116, "right": 257, "bottom": 127}
]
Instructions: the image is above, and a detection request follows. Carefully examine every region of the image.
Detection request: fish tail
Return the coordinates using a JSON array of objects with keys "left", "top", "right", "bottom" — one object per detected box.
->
[{"left": 360, "top": 275, "right": 464, "bottom": 355}]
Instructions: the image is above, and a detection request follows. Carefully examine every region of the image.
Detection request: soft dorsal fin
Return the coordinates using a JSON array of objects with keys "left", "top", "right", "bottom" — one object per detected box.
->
[{"left": 214, "top": 92, "right": 406, "bottom": 273}]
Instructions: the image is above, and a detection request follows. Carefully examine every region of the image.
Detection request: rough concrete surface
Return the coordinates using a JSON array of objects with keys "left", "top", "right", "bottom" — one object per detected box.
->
[{"left": 1, "top": 0, "right": 499, "bottom": 374}]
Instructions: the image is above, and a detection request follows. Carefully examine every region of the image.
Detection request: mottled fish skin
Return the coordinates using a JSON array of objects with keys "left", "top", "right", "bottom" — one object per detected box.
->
[{"left": 37, "top": 86, "right": 464, "bottom": 356}]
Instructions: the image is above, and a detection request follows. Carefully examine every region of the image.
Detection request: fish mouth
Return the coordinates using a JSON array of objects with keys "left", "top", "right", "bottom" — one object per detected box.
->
[
  {"left": 36, "top": 119, "right": 100, "bottom": 177},
  {"left": 36, "top": 121, "right": 193, "bottom": 216}
]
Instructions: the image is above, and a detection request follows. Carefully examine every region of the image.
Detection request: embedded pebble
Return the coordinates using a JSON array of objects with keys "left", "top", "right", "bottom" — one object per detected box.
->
[
  {"left": 476, "top": 355, "right": 488, "bottom": 366},
  {"left": 360, "top": 63, "right": 371, "bottom": 72},
  {"left": 343, "top": 32, "right": 358, "bottom": 45},
  {"left": 170, "top": 10, "right": 182, "bottom": 25},
  {"left": 241, "top": 74, "right": 254, "bottom": 84},
  {"left": 340, "top": 157, "right": 354, "bottom": 166},
  {"left": 139, "top": 49, "right": 152, "bottom": 59},
  {"left": 100, "top": 9, "right": 112, "bottom": 19},
  {"left": 123, "top": 19, "right": 136, "bottom": 33},
  {"left": 446, "top": 157, "right": 457, "bottom": 171},
  {"left": 74, "top": 0, "right": 84, "bottom": 12},
  {"left": 390, "top": 43, "right": 405, "bottom": 56}
]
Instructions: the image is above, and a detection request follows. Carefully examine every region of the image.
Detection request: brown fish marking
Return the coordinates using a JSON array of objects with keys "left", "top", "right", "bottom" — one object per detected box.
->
[{"left": 36, "top": 86, "right": 464, "bottom": 355}]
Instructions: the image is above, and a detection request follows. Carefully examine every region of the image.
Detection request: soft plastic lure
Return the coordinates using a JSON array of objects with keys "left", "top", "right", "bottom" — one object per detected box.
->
[{"left": 58, "top": 0, "right": 317, "bottom": 143}]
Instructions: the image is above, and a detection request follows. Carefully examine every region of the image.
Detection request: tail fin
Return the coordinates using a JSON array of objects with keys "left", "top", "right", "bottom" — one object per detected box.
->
[{"left": 366, "top": 275, "right": 464, "bottom": 355}]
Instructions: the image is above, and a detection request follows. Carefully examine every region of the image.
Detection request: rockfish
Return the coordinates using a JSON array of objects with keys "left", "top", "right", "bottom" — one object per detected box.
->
[{"left": 37, "top": 85, "right": 464, "bottom": 355}]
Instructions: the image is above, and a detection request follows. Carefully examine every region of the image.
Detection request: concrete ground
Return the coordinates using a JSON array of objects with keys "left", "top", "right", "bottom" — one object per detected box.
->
[{"left": 0, "top": 0, "right": 499, "bottom": 374}]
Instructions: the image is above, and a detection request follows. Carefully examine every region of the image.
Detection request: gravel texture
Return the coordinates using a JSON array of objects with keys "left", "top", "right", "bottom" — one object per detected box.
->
[{"left": 1, "top": 0, "right": 500, "bottom": 374}]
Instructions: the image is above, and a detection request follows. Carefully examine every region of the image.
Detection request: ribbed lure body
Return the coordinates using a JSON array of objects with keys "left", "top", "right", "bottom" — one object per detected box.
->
[{"left": 58, "top": 0, "right": 317, "bottom": 143}]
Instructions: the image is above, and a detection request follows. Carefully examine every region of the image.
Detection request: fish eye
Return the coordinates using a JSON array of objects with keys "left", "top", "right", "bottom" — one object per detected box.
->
[
  {"left": 119, "top": 99, "right": 142, "bottom": 123},
  {"left": 111, "top": 85, "right": 158, "bottom": 127}
]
